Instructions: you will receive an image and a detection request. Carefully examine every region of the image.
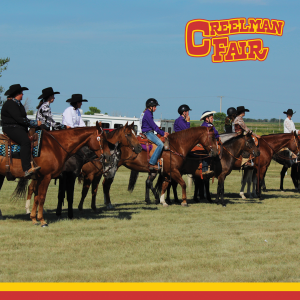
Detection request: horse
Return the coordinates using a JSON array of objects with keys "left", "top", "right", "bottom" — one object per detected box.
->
[
  {"left": 25, "top": 122, "right": 140, "bottom": 218},
  {"left": 0, "top": 122, "right": 112, "bottom": 226},
  {"left": 153, "top": 132, "right": 260, "bottom": 207},
  {"left": 237, "top": 132, "right": 300, "bottom": 200}
]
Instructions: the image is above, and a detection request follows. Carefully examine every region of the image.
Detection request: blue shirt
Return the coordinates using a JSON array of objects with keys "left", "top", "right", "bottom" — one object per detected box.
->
[
  {"left": 174, "top": 115, "right": 190, "bottom": 132},
  {"left": 201, "top": 121, "right": 220, "bottom": 139},
  {"left": 142, "top": 109, "right": 165, "bottom": 136}
]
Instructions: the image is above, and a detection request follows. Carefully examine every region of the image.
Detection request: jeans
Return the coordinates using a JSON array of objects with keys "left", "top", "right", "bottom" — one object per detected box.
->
[
  {"left": 144, "top": 131, "right": 164, "bottom": 165},
  {"left": 202, "top": 158, "right": 211, "bottom": 172}
]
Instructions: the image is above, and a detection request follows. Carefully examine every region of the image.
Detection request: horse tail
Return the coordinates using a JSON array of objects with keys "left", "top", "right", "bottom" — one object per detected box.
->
[
  {"left": 10, "top": 178, "right": 29, "bottom": 202},
  {"left": 128, "top": 170, "right": 139, "bottom": 192},
  {"left": 78, "top": 172, "right": 84, "bottom": 185},
  {"left": 155, "top": 173, "right": 164, "bottom": 195}
]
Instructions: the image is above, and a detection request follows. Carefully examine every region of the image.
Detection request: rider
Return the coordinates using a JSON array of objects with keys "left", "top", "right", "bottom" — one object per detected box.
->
[
  {"left": 233, "top": 106, "right": 260, "bottom": 138},
  {"left": 36, "top": 87, "right": 69, "bottom": 131},
  {"left": 173, "top": 104, "right": 191, "bottom": 132},
  {"left": 224, "top": 107, "right": 237, "bottom": 133},
  {"left": 200, "top": 110, "right": 219, "bottom": 175},
  {"left": 62, "top": 94, "right": 87, "bottom": 128},
  {"left": 142, "top": 98, "right": 169, "bottom": 171},
  {"left": 283, "top": 109, "right": 300, "bottom": 135},
  {"left": 1, "top": 84, "right": 41, "bottom": 177}
]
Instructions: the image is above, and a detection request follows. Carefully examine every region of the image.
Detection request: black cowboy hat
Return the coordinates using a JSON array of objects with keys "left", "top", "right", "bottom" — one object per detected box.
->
[
  {"left": 66, "top": 94, "right": 88, "bottom": 103},
  {"left": 283, "top": 109, "right": 296, "bottom": 115},
  {"left": 236, "top": 106, "right": 250, "bottom": 115},
  {"left": 38, "top": 87, "right": 60, "bottom": 100},
  {"left": 4, "top": 84, "right": 28, "bottom": 97}
]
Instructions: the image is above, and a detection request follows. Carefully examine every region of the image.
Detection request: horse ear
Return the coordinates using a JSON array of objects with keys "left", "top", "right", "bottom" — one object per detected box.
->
[
  {"left": 96, "top": 121, "right": 102, "bottom": 130},
  {"left": 130, "top": 122, "right": 134, "bottom": 128},
  {"left": 125, "top": 121, "right": 128, "bottom": 127}
]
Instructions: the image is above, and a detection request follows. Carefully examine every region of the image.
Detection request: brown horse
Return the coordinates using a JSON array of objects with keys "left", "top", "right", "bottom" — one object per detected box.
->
[
  {"left": 25, "top": 122, "right": 141, "bottom": 217},
  {"left": 236, "top": 132, "right": 300, "bottom": 200},
  {"left": 153, "top": 132, "right": 260, "bottom": 207},
  {"left": 0, "top": 122, "right": 112, "bottom": 226},
  {"left": 99, "top": 126, "right": 219, "bottom": 208}
]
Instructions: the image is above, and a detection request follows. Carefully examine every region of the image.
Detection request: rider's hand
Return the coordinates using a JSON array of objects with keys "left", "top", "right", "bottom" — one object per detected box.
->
[
  {"left": 256, "top": 134, "right": 261, "bottom": 138},
  {"left": 66, "top": 126, "right": 71, "bottom": 129},
  {"left": 186, "top": 115, "right": 190, "bottom": 122},
  {"left": 164, "top": 132, "right": 169, "bottom": 137}
]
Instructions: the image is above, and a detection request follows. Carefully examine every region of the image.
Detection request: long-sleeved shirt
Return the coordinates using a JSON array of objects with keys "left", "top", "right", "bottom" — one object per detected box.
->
[
  {"left": 62, "top": 106, "right": 86, "bottom": 128},
  {"left": 234, "top": 115, "right": 258, "bottom": 137},
  {"left": 141, "top": 109, "right": 164, "bottom": 136},
  {"left": 201, "top": 121, "right": 220, "bottom": 139},
  {"left": 1, "top": 99, "right": 38, "bottom": 130},
  {"left": 36, "top": 101, "right": 66, "bottom": 130},
  {"left": 173, "top": 115, "right": 190, "bottom": 132},
  {"left": 284, "top": 117, "right": 298, "bottom": 133}
]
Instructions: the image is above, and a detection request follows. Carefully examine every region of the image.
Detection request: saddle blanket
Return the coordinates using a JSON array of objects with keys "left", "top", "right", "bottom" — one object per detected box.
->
[{"left": 0, "top": 130, "right": 43, "bottom": 159}]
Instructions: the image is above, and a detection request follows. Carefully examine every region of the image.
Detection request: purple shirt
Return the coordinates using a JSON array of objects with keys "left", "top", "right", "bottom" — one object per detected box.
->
[
  {"left": 201, "top": 121, "right": 220, "bottom": 139},
  {"left": 142, "top": 109, "right": 165, "bottom": 136},
  {"left": 174, "top": 115, "right": 190, "bottom": 132}
]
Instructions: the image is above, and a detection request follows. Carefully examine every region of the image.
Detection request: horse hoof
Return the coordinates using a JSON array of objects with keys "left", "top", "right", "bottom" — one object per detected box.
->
[
  {"left": 222, "top": 205, "right": 226, "bottom": 208},
  {"left": 145, "top": 200, "right": 151, "bottom": 205},
  {"left": 41, "top": 223, "right": 48, "bottom": 227},
  {"left": 239, "top": 192, "right": 246, "bottom": 200},
  {"left": 162, "top": 203, "right": 169, "bottom": 207},
  {"left": 181, "top": 202, "right": 188, "bottom": 207}
]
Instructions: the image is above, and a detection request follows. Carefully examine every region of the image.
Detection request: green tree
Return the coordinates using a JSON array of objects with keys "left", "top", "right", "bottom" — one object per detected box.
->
[
  {"left": 27, "top": 110, "right": 34, "bottom": 115},
  {"left": 84, "top": 106, "right": 101, "bottom": 115},
  {"left": 213, "top": 112, "right": 226, "bottom": 122},
  {"left": 0, "top": 57, "right": 10, "bottom": 94}
]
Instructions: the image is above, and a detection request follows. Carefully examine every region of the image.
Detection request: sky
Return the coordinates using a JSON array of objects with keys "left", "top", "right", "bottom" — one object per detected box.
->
[{"left": 0, "top": 0, "right": 299, "bottom": 121}]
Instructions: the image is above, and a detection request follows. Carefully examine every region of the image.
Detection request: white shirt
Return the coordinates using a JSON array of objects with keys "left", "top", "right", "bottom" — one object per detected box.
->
[
  {"left": 62, "top": 106, "right": 86, "bottom": 128},
  {"left": 139, "top": 112, "right": 144, "bottom": 127},
  {"left": 284, "top": 117, "right": 297, "bottom": 133}
]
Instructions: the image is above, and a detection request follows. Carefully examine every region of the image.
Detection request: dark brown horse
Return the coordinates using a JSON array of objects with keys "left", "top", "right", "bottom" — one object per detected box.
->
[
  {"left": 153, "top": 132, "right": 260, "bottom": 207},
  {"left": 1, "top": 122, "right": 112, "bottom": 226},
  {"left": 236, "top": 132, "right": 300, "bottom": 200}
]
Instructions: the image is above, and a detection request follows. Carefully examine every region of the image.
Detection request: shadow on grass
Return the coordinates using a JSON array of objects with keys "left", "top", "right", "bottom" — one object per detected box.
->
[{"left": 1, "top": 200, "right": 159, "bottom": 224}]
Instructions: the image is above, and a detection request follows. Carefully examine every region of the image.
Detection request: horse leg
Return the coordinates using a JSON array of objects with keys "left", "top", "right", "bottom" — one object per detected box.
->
[
  {"left": 66, "top": 174, "right": 76, "bottom": 219},
  {"left": 145, "top": 174, "right": 153, "bottom": 204},
  {"left": 257, "top": 168, "right": 266, "bottom": 200},
  {"left": 103, "top": 177, "right": 115, "bottom": 209},
  {"left": 78, "top": 176, "right": 92, "bottom": 211},
  {"left": 56, "top": 175, "right": 66, "bottom": 217},
  {"left": 91, "top": 175, "right": 102, "bottom": 211},
  {"left": 159, "top": 179, "right": 170, "bottom": 207},
  {"left": 291, "top": 164, "right": 298, "bottom": 191},
  {"left": 172, "top": 181, "right": 181, "bottom": 204},
  {"left": 204, "top": 179, "right": 212, "bottom": 203},
  {"left": 217, "top": 175, "right": 226, "bottom": 207},
  {"left": 193, "top": 177, "right": 200, "bottom": 203},
  {"left": 165, "top": 182, "right": 171, "bottom": 203},
  {"left": 280, "top": 166, "right": 287, "bottom": 191},
  {"left": 239, "top": 170, "right": 248, "bottom": 200},
  {"left": 252, "top": 169, "right": 258, "bottom": 198},
  {"left": 30, "top": 175, "right": 51, "bottom": 227},
  {"left": 25, "top": 180, "right": 36, "bottom": 214}
]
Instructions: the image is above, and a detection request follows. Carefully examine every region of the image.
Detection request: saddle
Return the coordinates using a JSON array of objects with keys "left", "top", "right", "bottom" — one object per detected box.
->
[
  {"left": 137, "top": 133, "right": 169, "bottom": 171},
  {"left": 0, "top": 128, "right": 42, "bottom": 180}
]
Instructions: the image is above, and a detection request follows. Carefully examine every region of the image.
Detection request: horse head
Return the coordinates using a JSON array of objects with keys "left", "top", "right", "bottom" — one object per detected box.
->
[
  {"left": 205, "top": 127, "right": 219, "bottom": 157},
  {"left": 123, "top": 122, "right": 142, "bottom": 154},
  {"left": 244, "top": 132, "right": 260, "bottom": 157}
]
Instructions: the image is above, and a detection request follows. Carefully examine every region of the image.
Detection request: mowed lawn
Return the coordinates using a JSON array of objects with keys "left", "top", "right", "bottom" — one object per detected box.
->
[{"left": 0, "top": 162, "right": 299, "bottom": 282}]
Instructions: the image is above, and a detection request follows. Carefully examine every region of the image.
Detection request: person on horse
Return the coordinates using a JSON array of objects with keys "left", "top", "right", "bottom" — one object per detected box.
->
[
  {"left": 224, "top": 107, "right": 237, "bottom": 133},
  {"left": 36, "top": 87, "right": 69, "bottom": 131},
  {"left": 200, "top": 110, "right": 220, "bottom": 176},
  {"left": 142, "top": 98, "right": 169, "bottom": 171},
  {"left": 1, "top": 84, "right": 41, "bottom": 177},
  {"left": 174, "top": 104, "right": 191, "bottom": 132},
  {"left": 234, "top": 106, "right": 260, "bottom": 138},
  {"left": 283, "top": 109, "right": 300, "bottom": 135},
  {"left": 233, "top": 106, "right": 260, "bottom": 167},
  {"left": 62, "top": 94, "right": 87, "bottom": 128}
]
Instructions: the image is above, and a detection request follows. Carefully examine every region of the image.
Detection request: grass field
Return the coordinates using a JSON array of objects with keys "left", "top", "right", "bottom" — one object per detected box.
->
[{"left": 0, "top": 162, "right": 300, "bottom": 282}]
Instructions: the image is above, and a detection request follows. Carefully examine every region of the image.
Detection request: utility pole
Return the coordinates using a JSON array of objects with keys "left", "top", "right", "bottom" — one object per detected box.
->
[{"left": 218, "top": 96, "right": 224, "bottom": 113}]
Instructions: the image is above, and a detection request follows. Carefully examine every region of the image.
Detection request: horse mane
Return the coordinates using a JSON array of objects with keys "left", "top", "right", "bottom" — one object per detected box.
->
[
  {"left": 261, "top": 132, "right": 292, "bottom": 138},
  {"left": 106, "top": 126, "right": 123, "bottom": 139},
  {"left": 222, "top": 133, "right": 244, "bottom": 146},
  {"left": 168, "top": 127, "right": 206, "bottom": 142}
]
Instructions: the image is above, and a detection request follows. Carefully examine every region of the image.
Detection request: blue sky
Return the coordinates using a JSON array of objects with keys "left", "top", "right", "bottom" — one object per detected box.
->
[{"left": 1, "top": 0, "right": 299, "bottom": 121}]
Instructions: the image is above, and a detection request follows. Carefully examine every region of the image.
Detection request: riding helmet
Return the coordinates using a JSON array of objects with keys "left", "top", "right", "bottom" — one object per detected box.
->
[
  {"left": 178, "top": 104, "right": 192, "bottom": 115},
  {"left": 146, "top": 98, "right": 160, "bottom": 108},
  {"left": 227, "top": 107, "right": 237, "bottom": 116}
]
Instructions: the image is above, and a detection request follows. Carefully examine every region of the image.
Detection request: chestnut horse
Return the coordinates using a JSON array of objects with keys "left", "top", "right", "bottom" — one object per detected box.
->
[
  {"left": 25, "top": 122, "right": 141, "bottom": 217},
  {"left": 0, "top": 122, "right": 112, "bottom": 226},
  {"left": 153, "top": 132, "right": 260, "bottom": 207},
  {"left": 236, "top": 132, "right": 300, "bottom": 200},
  {"left": 100, "top": 126, "right": 219, "bottom": 208}
]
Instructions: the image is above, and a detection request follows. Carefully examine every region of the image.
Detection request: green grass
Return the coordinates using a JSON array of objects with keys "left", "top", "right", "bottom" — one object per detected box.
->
[{"left": 0, "top": 163, "right": 300, "bottom": 282}]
